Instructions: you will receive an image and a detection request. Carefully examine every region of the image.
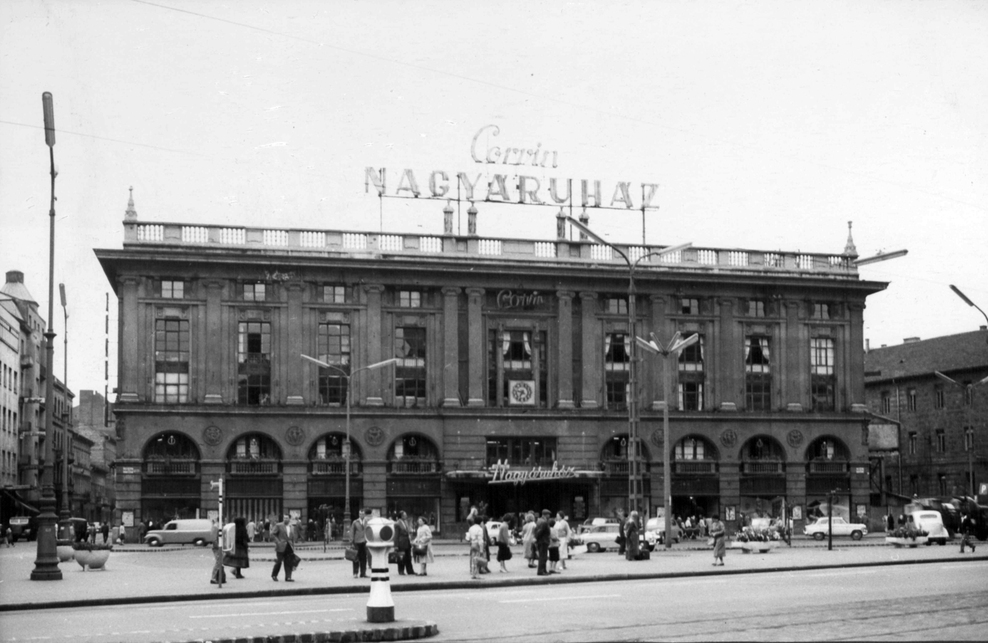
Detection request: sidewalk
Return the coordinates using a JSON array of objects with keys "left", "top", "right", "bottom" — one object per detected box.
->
[{"left": 0, "top": 536, "right": 983, "bottom": 613}]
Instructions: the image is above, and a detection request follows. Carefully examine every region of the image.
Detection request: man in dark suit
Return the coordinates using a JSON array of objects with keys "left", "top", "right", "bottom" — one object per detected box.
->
[
  {"left": 534, "top": 509, "right": 551, "bottom": 576},
  {"left": 270, "top": 514, "right": 294, "bottom": 582}
]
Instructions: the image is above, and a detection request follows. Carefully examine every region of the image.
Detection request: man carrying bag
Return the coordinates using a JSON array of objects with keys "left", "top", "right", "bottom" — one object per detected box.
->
[{"left": 270, "top": 514, "right": 295, "bottom": 582}]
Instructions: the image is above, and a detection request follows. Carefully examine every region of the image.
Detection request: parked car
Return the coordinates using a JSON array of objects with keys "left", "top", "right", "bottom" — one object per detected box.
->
[
  {"left": 483, "top": 520, "right": 516, "bottom": 546},
  {"left": 643, "top": 517, "right": 683, "bottom": 550},
  {"left": 580, "top": 523, "right": 622, "bottom": 552},
  {"left": 578, "top": 517, "right": 618, "bottom": 534},
  {"left": 803, "top": 516, "right": 867, "bottom": 540},
  {"left": 143, "top": 519, "right": 216, "bottom": 547},
  {"left": 908, "top": 510, "right": 950, "bottom": 546},
  {"left": 907, "top": 498, "right": 960, "bottom": 535},
  {"left": 8, "top": 516, "right": 36, "bottom": 542}
]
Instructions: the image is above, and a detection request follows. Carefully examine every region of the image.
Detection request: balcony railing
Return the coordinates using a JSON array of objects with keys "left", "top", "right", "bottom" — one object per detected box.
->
[
  {"left": 311, "top": 460, "right": 362, "bottom": 475},
  {"left": 389, "top": 458, "right": 441, "bottom": 474},
  {"left": 145, "top": 459, "right": 198, "bottom": 475},
  {"left": 603, "top": 459, "right": 651, "bottom": 475},
  {"left": 227, "top": 459, "right": 280, "bottom": 475},
  {"left": 807, "top": 460, "right": 848, "bottom": 474},
  {"left": 673, "top": 460, "right": 718, "bottom": 475},
  {"left": 741, "top": 460, "right": 785, "bottom": 475},
  {"left": 123, "top": 221, "right": 860, "bottom": 279}
]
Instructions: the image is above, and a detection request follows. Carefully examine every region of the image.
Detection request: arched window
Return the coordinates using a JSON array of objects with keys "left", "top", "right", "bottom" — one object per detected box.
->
[
  {"left": 227, "top": 434, "right": 281, "bottom": 461},
  {"left": 309, "top": 432, "right": 361, "bottom": 475},
  {"left": 806, "top": 436, "right": 849, "bottom": 461},
  {"left": 674, "top": 436, "right": 718, "bottom": 461},
  {"left": 388, "top": 434, "right": 440, "bottom": 474},
  {"left": 743, "top": 436, "right": 784, "bottom": 461},
  {"left": 144, "top": 432, "right": 200, "bottom": 460}
]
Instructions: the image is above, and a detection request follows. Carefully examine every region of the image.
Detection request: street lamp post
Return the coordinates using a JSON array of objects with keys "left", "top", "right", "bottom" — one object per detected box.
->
[
  {"left": 636, "top": 332, "right": 699, "bottom": 549},
  {"left": 59, "top": 283, "right": 70, "bottom": 524},
  {"left": 565, "top": 216, "right": 690, "bottom": 518},
  {"left": 301, "top": 354, "right": 398, "bottom": 539},
  {"left": 32, "top": 92, "right": 62, "bottom": 580},
  {"left": 950, "top": 285, "right": 988, "bottom": 344},
  {"left": 934, "top": 370, "right": 988, "bottom": 496}
]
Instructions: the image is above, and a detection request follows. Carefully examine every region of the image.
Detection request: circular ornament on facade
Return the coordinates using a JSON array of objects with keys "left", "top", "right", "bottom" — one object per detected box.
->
[
  {"left": 650, "top": 430, "right": 664, "bottom": 448},
  {"left": 285, "top": 425, "right": 305, "bottom": 447},
  {"left": 720, "top": 428, "right": 738, "bottom": 448},
  {"left": 365, "top": 426, "right": 386, "bottom": 447},
  {"left": 203, "top": 425, "right": 222, "bottom": 446},
  {"left": 510, "top": 381, "right": 534, "bottom": 404},
  {"left": 787, "top": 429, "right": 804, "bottom": 448}
]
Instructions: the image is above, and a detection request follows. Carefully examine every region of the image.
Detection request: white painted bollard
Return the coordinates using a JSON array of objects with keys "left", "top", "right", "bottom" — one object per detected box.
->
[{"left": 364, "top": 516, "right": 395, "bottom": 623}]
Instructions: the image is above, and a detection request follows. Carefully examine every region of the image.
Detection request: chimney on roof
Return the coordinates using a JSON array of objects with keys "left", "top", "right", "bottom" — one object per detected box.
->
[
  {"left": 981, "top": 325, "right": 987, "bottom": 331},
  {"left": 903, "top": 337, "right": 921, "bottom": 344},
  {"left": 5, "top": 270, "right": 24, "bottom": 284},
  {"left": 865, "top": 339, "right": 870, "bottom": 352}
]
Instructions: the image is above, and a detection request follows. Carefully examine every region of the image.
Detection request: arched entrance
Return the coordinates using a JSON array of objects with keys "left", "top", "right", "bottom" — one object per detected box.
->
[
  {"left": 600, "top": 435, "right": 651, "bottom": 519},
  {"left": 805, "top": 436, "right": 852, "bottom": 521},
  {"left": 671, "top": 435, "right": 720, "bottom": 526},
  {"left": 307, "top": 432, "right": 363, "bottom": 533},
  {"left": 738, "top": 435, "right": 787, "bottom": 524},
  {"left": 141, "top": 431, "right": 201, "bottom": 526},
  {"left": 225, "top": 433, "right": 282, "bottom": 524},
  {"left": 386, "top": 433, "right": 441, "bottom": 526}
]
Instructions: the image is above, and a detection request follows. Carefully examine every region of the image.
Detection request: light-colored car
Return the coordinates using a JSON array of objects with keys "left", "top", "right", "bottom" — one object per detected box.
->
[
  {"left": 802, "top": 516, "right": 867, "bottom": 540},
  {"left": 643, "top": 517, "right": 683, "bottom": 550},
  {"left": 909, "top": 510, "right": 950, "bottom": 546},
  {"left": 143, "top": 519, "right": 215, "bottom": 547},
  {"left": 580, "top": 523, "right": 622, "bottom": 552},
  {"left": 578, "top": 517, "right": 618, "bottom": 534},
  {"left": 484, "top": 520, "right": 517, "bottom": 546}
]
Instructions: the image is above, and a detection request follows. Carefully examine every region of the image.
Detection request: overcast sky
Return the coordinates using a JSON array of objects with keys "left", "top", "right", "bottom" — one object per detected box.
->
[{"left": 2, "top": 0, "right": 986, "bottom": 397}]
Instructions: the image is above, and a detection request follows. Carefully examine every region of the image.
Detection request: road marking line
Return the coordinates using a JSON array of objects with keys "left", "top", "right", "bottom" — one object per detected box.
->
[
  {"left": 500, "top": 593, "right": 620, "bottom": 603},
  {"left": 190, "top": 608, "right": 353, "bottom": 619}
]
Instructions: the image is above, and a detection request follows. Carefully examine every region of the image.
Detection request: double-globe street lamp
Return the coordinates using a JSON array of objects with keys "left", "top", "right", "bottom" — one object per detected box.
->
[
  {"left": 300, "top": 354, "right": 398, "bottom": 539},
  {"left": 565, "top": 216, "right": 690, "bottom": 521}
]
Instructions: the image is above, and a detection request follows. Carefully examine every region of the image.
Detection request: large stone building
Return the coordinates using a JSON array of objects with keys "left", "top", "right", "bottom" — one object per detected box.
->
[
  {"left": 96, "top": 201, "right": 887, "bottom": 535},
  {"left": 865, "top": 330, "right": 988, "bottom": 501}
]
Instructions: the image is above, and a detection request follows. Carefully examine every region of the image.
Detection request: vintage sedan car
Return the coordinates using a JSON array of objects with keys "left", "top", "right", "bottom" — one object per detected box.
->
[
  {"left": 483, "top": 520, "right": 517, "bottom": 545},
  {"left": 580, "top": 523, "right": 622, "bottom": 552},
  {"left": 803, "top": 516, "right": 867, "bottom": 540},
  {"left": 643, "top": 517, "right": 683, "bottom": 550}
]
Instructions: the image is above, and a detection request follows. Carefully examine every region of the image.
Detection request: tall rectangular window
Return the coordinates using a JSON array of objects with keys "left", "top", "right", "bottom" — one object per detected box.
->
[
  {"left": 907, "top": 388, "right": 917, "bottom": 412},
  {"left": 488, "top": 330, "right": 547, "bottom": 407},
  {"left": 881, "top": 391, "right": 892, "bottom": 415},
  {"left": 317, "top": 323, "right": 350, "bottom": 405},
  {"left": 810, "top": 337, "right": 835, "bottom": 411},
  {"left": 237, "top": 321, "right": 271, "bottom": 405},
  {"left": 323, "top": 285, "right": 349, "bottom": 304},
  {"left": 812, "top": 303, "right": 830, "bottom": 320},
  {"left": 678, "top": 335, "right": 705, "bottom": 411},
  {"left": 935, "top": 429, "right": 946, "bottom": 452},
  {"left": 965, "top": 427, "right": 974, "bottom": 451},
  {"left": 154, "top": 318, "right": 189, "bottom": 403},
  {"left": 243, "top": 283, "right": 266, "bottom": 302},
  {"left": 963, "top": 382, "right": 973, "bottom": 406},
  {"left": 160, "top": 280, "right": 184, "bottom": 299},
  {"left": 681, "top": 298, "right": 699, "bottom": 315},
  {"left": 605, "top": 298, "right": 627, "bottom": 315},
  {"left": 747, "top": 300, "right": 766, "bottom": 317},
  {"left": 909, "top": 474, "right": 919, "bottom": 496},
  {"left": 934, "top": 386, "right": 945, "bottom": 409},
  {"left": 908, "top": 432, "right": 917, "bottom": 455},
  {"left": 604, "top": 332, "right": 630, "bottom": 409},
  {"left": 938, "top": 473, "right": 947, "bottom": 496},
  {"left": 399, "top": 290, "right": 421, "bottom": 308},
  {"left": 395, "top": 326, "right": 426, "bottom": 407},
  {"left": 745, "top": 335, "right": 772, "bottom": 411}
]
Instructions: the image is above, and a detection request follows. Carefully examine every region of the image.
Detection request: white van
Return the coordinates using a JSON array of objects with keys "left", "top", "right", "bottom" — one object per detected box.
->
[
  {"left": 909, "top": 510, "right": 950, "bottom": 546},
  {"left": 144, "top": 519, "right": 216, "bottom": 547}
]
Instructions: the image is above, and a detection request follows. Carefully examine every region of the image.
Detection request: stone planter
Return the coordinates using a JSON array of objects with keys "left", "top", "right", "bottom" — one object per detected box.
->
[
  {"left": 74, "top": 549, "right": 111, "bottom": 570},
  {"left": 57, "top": 545, "right": 75, "bottom": 563},
  {"left": 885, "top": 536, "right": 927, "bottom": 548},
  {"left": 739, "top": 541, "right": 777, "bottom": 553}
]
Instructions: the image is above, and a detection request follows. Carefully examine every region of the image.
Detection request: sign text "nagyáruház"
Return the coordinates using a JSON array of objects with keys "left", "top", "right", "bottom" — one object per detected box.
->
[{"left": 488, "top": 460, "right": 577, "bottom": 485}]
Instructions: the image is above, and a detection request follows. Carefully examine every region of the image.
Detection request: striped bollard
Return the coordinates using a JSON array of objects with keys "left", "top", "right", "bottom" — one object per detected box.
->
[{"left": 364, "top": 516, "right": 395, "bottom": 623}]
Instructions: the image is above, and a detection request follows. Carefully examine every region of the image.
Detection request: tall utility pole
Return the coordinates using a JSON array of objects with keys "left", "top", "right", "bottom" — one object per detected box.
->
[
  {"left": 59, "top": 283, "right": 70, "bottom": 523},
  {"left": 32, "top": 91, "right": 62, "bottom": 581}
]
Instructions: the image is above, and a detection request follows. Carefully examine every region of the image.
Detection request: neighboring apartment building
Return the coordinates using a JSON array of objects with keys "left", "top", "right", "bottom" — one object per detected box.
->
[
  {"left": 0, "top": 294, "right": 21, "bottom": 489},
  {"left": 76, "top": 389, "right": 118, "bottom": 524},
  {"left": 864, "top": 330, "right": 988, "bottom": 500},
  {"left": 96, "top": 200, "right": 886, "bottom": 534}
]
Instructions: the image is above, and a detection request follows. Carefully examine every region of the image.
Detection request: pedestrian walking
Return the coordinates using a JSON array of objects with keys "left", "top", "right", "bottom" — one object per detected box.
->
[
  {"left": 4, "top": 526, "right": 12, "bottom": 547},
  {"left": 210, "top": 529, "right": 226, "bottom": 586},
  {"left": 625, "top": 511, "right": 641, "bottom": 561},
  {"left": 138, "top": 520, "right": 147, "bottom": 543},
  {"left": 412, "top": 515, "right": 434, "bottom": 576},
  {"left": 394, "top": 511, "right": 415, "bottom": 576},
  {"left": 350, "top": 509, "right": 371, "bottom": 578},
  {"left": 959, "top": 513, "right": 977, "bottom": 553},
  {"left": 548, "top": 518, "right": 561, "bottom": 572},
  {"left": 101, "top": 522, "right": 110, "bottom": 544},
  {"left": 555, "top": 512, "right": 570, "bottom": 568},
  {"left": 480, "top": 515, "right": 492, "bottom": 572},
  {"left": 709, "top": 514, "right": 726, "bottom": 566},
  {"left": 270, "top": 514, "right": 294, "bottom": 582},
  {"left": 246, "top": 519, "right": 256, "bottom": 543},
  {"left": 467, "top": 515, "right": 485, "bottom": 579},
  {"left": 224, "top": 517, "right": 250, "bottom": 579},
  {"left": 496, "top": 514, "right": 513, "bottom": 572},
  {"left": 534, "top": 509, "right": 551, "bottom": 576},
  {"left": 521, "top": 512, "right": 537, "bottom": 568}
]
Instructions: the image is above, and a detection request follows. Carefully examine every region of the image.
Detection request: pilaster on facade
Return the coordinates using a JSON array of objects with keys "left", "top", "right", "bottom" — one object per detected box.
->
[
  {"left": 282, "top": 460, "right": 309, "bottom": 513},
  {"left": 203, "top": 280, "right": 226, "bottom": 404},
  {"left": 363, "top": 285, "right": 386, "bottom": 406},
  {"left": 118, "top": 277, "right": 141, "bottom": 403},
  {"left": 441, "top": 287, "right": 462, "bottom": 407},
  {"left": 783, "top": 299, "right": 805, "bottom": 412},
  {"left": 847, "top": 302, "right": 868, "bottom": 412},
  {"left": 579, "top": 292, "right": 599, "bottom": 409},
  {"left": 284, "top": 282, "right": 306, "bottom": 406},
  {"left": 556, "top": 291, "right": 575, "bottom": 409},
  {"left": 717, "top": 297, "right": 738, "bottom": 412},
  {"left": 465, "top": 288, "right": 485, "bottom": 407}
]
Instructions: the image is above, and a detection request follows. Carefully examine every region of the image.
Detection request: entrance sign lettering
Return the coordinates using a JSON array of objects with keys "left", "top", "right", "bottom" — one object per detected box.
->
[
  {"left": 496, "top": 290, "right": 546, "bottom": 310},
  {"left": 488, "top": 460, "right": 577, "bottom": 485}
]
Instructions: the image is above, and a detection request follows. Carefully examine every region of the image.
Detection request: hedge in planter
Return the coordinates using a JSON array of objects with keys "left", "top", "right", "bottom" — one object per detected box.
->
[{"left": 72, "top": 542, "right": 113, "bottom": 570}]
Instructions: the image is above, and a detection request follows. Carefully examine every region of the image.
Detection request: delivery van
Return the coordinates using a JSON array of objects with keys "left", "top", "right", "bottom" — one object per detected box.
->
[{"left": 143, "top": 519, "right": 215, "bottom": 547}]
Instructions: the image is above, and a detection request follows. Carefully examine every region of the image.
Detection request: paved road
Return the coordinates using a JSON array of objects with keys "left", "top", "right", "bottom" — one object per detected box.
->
[{"left": 2, "top": 561, "right": 985, "bottom": 642}]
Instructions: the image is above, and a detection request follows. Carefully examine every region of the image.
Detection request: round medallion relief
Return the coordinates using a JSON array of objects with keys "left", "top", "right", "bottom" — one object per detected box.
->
[
  {"left": 203, "top": 425, "right": 222, "bottom": 446},
  {"left": 285, "top": 425, "right": 306, "bottom": 447},
  {"left": 650, "top": 430, "right": 664, "bottom": 448},
  {"left": 720, "top": 428, "right": 738, "bottom": 448},
  {"left": 365, "top": 426, "right": 386, "bottom": 447},
  {"left": 787, "top": 429, "right": 804, "bottom": 448}
]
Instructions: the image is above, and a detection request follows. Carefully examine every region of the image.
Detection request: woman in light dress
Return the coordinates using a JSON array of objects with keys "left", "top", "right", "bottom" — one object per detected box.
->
[
  {"left": 521, "top": 512, "right": 537, "bottom": 568},
  {"left": 555, "top": 511, "right": 570, "bottom": 570},
  {"left": 412, "top": 516, "right": 435, "bottom": 576}
]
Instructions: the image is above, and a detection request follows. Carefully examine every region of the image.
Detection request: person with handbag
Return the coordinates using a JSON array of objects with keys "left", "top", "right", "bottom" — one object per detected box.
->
[
  {"left": 496, "top": 514, "right": 513, "bottom": 572},
  {"left": 223, "top": 517, "right": 250, "bottom": 579},
  {"left": 270, "top": 514, "right": 294, "bottom": 582},
  {"left": 394, "top": 511, "right": 415, "bottom": 576},
  {"left": 350, "top": 508, "right": 371, "bottom": 579},
  {"left": 412, "top": 516, "right": 434, "bottom": 576}
]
